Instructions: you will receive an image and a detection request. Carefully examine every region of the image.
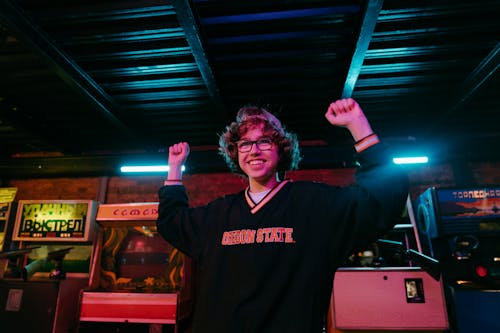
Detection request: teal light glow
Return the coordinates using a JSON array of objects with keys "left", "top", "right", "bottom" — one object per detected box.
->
[
  {"left": 120, "top": 165, "right": 186, "bottom": 173},
  {"left": 392, "top": 156, "right": 429, "bottom": 165}
]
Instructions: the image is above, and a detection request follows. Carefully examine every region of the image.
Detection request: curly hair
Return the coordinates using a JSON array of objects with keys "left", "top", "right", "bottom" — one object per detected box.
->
[{"left": 218, "top": 105, "right": 301, "bottom": 179}]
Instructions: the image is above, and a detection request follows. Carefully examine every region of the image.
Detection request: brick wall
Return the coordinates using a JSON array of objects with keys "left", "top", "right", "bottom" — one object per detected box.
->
[
  {"left": 4, "top": 161, "right": 499, "bottom": 205},
  {"left": 7, "top": 177, "right": 102, "bottom": 201}
]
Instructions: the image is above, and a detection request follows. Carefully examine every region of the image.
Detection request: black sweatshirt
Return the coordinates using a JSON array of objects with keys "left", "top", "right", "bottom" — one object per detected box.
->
[{"left": 157, "top": 143, "right": 409, "bottom": 333}]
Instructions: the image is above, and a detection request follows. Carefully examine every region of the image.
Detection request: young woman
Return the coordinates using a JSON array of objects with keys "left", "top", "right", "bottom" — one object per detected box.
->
[{"left": 157, "top": 98, "right": 409, "bottom": 333}]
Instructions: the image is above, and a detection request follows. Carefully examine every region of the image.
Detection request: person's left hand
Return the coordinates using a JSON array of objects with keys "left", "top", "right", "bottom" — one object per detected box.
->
[{"left": 324, "top": 98, "right": 365, "bottom": 128}]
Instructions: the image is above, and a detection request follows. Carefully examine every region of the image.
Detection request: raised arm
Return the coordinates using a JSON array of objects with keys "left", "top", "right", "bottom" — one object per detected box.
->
[
  {"left": 325, "top": 98, "right": 381, "bottom": 153},
  {"left": 324, "top": 98, "right": 409, "bottom": 250}
]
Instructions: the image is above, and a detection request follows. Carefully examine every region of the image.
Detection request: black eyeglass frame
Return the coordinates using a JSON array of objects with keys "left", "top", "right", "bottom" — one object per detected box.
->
[{"left": 236, "top": 137, "right": 274, "bottom": 153}]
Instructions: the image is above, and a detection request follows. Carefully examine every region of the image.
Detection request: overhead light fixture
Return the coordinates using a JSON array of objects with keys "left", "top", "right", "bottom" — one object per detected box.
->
[
  {"left": 120, "top": 165, "right": 186, "bottom": 173},
  {"left": 392, "top": 156, "right": 429, "bottom": 165}
]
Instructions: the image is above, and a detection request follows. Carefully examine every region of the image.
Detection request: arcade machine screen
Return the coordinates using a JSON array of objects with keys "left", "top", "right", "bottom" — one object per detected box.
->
[
  {"left": 99, "top": 224, "right": 183, "bottom": 293},
  {"left": 23, "top": 244, "right": 92, "bottom": 279}
]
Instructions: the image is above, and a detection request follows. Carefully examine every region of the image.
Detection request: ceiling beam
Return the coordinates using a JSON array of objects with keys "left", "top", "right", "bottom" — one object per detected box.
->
[
  {"left": 427, "top": 42, "right": 499, "bottom": 133},
  {"left": 173, "top": 0, "right": 227, "bottom": 118},
  {"left": 0, "top": 0, "right": 132, "bottom": 135},
  {"left": 341, "top": 0, "right": 383, "bottom": 98},
  {"left": 459, "top": 42, "right": 499, "bottom": 104}
]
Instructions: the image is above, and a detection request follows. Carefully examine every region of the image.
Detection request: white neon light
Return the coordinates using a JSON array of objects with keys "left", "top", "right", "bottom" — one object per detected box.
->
[
  {"left": 392, "top": 156, "right": 429, "bottom": 165},
  {"left": 120, "top": 165, "right": 185, "bottom": 173}
]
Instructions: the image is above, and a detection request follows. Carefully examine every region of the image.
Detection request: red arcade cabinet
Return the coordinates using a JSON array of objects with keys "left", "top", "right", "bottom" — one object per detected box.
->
[
  {"left": 0, "top": 199, "right": 100, "bottom": 333},
  {"left": 77, "top": 202, "right": 190, "bottom": 333}
]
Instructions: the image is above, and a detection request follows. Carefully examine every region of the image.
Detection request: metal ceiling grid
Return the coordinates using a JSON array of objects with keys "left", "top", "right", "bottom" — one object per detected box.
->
[
  {"left": 0, "top": 0, "right": 498, "bottom": 178},
  {"left": 351, "top": 0, "right": 500, "bottom": 158},
  {"left": 195, "top": 1, "right": 365, "bottom": 140}
]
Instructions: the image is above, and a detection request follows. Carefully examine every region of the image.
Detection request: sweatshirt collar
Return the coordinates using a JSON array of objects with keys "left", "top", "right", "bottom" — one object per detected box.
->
[{"left": 245, "top": 179, "right": 290, "bottom": 214}]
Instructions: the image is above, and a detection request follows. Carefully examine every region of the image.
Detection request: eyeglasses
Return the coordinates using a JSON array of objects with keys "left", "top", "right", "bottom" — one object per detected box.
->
[{"left": 236, "top": 137, "right": 273, "bottom": 152}]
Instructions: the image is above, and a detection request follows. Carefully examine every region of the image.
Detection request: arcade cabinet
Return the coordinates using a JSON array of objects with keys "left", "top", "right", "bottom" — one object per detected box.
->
[
  {"left": 0, "top": 188, "right": 18, "bottom": 271},
  {"left": 327, "top": 195, "right": 449, "bottom": 333},
  {"left": 0, "top": 200, "right": 99, "bottom": 333},
  {"left": 78, "top": 202, "right": 191, "bottom": 333},
  {"left": 414, "top": 186, "right": 500, "bottom": 333},
  {"left": 0, "top": 187, "right": 19, "bottom": 279}
]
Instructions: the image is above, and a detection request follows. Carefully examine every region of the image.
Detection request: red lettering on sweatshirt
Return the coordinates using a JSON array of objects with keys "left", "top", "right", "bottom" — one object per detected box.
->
[{"left": 221, "top": 227, "right": 294, "bottom": 246}]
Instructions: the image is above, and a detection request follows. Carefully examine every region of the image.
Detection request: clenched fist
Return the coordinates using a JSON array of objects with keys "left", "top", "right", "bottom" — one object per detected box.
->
[
  {"left": 325, "top": 98, "right": 373, "bottom": 141},
  {"left": 168, "top": 142, "right": 190, "bottom": 179}
]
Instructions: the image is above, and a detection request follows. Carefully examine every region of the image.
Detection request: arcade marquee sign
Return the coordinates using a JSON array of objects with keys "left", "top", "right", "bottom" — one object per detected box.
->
[
  {"left": 13, "top": 200, "right": 97, "bottom": 242},
  {"left": 95, "top": 202, "right": 159, "bottom": 227},
  {"left": 96, "top": 202, "right": 158, "bottom": 220}
]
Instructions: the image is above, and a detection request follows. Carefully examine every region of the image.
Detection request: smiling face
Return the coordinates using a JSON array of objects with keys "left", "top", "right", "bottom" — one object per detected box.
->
[{"left": 238, "top": 124, "right": 280, "bottom": 191}]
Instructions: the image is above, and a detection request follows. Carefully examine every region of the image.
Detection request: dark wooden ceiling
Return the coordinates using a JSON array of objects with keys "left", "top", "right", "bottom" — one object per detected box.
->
[{"left": 0, "top": 0, "right": 499, "bottom": 177}]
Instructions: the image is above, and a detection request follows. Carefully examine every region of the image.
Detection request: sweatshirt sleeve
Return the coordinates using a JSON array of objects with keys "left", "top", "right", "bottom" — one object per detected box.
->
[
  {"left": 355, "top": 142, "right": 409, "bottom": 219},
  {"left": 156, "top": 185, "right": 209, "bottom": 259},
  {"left": 332, "top": 142, "right": 409, "bottom": 258}
]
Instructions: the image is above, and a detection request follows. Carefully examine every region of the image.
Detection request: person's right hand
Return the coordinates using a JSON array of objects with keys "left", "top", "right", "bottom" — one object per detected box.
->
[{"left": 168, "top": 142, "right": 190, "bottom": 178}]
